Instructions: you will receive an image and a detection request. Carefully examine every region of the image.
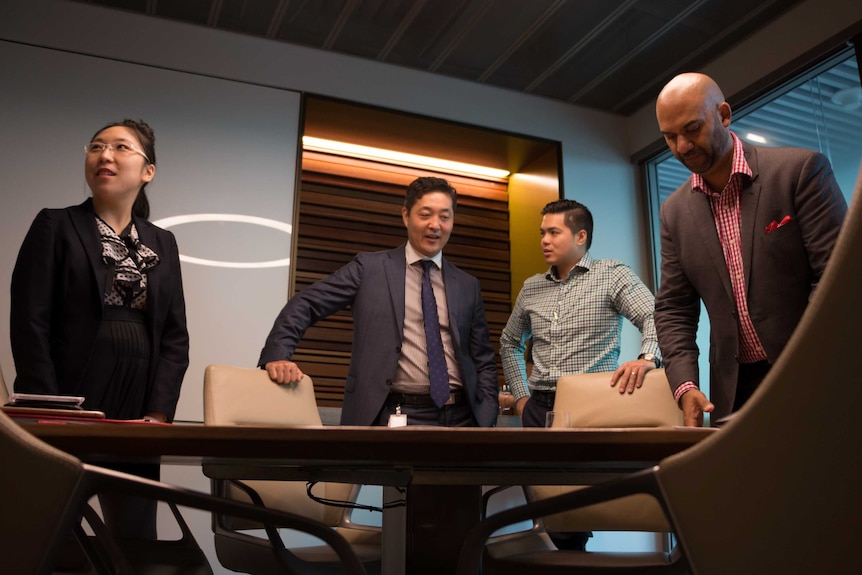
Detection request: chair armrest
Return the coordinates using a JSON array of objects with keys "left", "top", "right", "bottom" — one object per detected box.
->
[
  {"left": 83, "top": 463, "right": 369, "bottom": 575},
  {"left": 481, "top": 485, "right": 542, "bottom": 535},
  {"left": 456, "top": 467, "right": 667, "bottom": 575},
  {"left": 481, "top": 485, "right": 518, "bottom": 519}
]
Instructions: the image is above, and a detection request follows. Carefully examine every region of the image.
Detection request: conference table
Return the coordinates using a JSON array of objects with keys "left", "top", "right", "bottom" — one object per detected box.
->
[{"left": 26, "top": 422, "right": 717, "bottom": 574}]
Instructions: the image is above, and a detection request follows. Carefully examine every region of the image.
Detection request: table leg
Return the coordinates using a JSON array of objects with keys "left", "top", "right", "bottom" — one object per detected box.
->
[
  {"left": 382, "top": 485, "right": 406, "bottom": 575},
  {"left": 406, "top": 484, "right": 482, "bottom": 574}
]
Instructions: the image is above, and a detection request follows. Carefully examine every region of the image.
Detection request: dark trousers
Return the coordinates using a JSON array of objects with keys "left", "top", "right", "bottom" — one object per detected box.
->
[
  {"left": 733, "top": 360, "right": 772, "bottom": 412},
  {"left": 521, "top": 390, "right": 554, "bottom": 428},
  {"left": 522, "top": 392, "right": 591, "bottom": 551},
  {"left": 98, "top": 462, "right": 159, "bottom": 540}
]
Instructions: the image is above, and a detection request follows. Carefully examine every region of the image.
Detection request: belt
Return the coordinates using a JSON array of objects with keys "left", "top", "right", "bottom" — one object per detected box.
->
[
  {"left": 387, "top": 389, "right": 464, "bottom": 407},
  {"left": 531, "top": 389, "right": 556, "bottom": 408}
]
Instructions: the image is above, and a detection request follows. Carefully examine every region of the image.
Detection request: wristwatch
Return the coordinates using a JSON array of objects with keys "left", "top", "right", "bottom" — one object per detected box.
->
[{"left": 638, "top": 353, "right": 661, "bottom": 368}]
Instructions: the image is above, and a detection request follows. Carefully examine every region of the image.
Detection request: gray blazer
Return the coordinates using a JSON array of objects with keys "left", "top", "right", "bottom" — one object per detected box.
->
[
  {"left": 259, "top": 245, "right": 499, "bottom": 426},
  {"left": 655, "top": 143, "right": 847, "bottom": 419}
]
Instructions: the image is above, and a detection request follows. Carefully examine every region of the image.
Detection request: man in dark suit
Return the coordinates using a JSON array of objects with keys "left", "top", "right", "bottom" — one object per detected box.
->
[
  {"left": 259, "top": 176, "right": 499, "bottom": 427},
  {"left": 654, "top": 72, "right": 847, "bottom": 426}
]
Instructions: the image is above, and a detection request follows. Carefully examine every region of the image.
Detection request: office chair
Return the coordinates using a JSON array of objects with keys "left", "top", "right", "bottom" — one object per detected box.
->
[
  {"left": 0, "top": 408, "right": 367, "bottom": 575},
  {"left": 202, "top": 364, "right": 382, "bottom": 575},
  {"left": 459, "top": 170, "right": 862, "bottom": 574},
  {"left": 0, "top": 359, "right": 210, "bottom": 575},
  {"left": 482, "top": 370, "right": 683, "bottom": 574}
]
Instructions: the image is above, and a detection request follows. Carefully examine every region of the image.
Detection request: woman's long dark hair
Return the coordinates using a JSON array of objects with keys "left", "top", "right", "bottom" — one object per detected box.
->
[{"left": 90, "top": 119, "right": 156, "bottom": 220}]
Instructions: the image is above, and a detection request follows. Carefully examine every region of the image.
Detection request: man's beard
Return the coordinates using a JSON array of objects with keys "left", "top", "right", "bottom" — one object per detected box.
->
[{"left": 679, "top": 148, "right": 713, "bottom": 174}]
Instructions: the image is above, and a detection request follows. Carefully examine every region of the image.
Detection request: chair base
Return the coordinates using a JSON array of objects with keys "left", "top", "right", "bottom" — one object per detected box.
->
[
  {"left": 484, "top": 549, "right": 683, "bottom": 575},
  {"left": 215, "top": 532, "right": 382, "bottom": 575}
]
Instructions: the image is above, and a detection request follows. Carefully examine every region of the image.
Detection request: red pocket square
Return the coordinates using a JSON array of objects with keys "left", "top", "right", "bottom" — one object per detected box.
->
[{"left": 765, "top": 215, "right": 792, "bottom": 234}]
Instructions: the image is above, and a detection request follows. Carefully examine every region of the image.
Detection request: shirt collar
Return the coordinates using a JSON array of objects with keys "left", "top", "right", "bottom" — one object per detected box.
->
[
  {"left": 692, "top": 131, "right": 752, "bottom": 196},
  {"left": 546, "top": 251, "right": 593, "bottom": 281},
  {"left": 405, "top": 241, "right": 443, "bottom": 269}
]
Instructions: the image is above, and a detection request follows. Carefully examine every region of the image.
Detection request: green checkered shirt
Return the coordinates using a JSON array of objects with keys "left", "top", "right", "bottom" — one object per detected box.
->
[{"left": 501, "top": 252, "right": 660, "bottom": 401}]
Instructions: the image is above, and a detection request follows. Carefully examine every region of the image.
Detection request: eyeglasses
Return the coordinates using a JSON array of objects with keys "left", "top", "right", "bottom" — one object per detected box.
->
[{"left": 84, "top": 141, "right": 150, "bottom": 162}]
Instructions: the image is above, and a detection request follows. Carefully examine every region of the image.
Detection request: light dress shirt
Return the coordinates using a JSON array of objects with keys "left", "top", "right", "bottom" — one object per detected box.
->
[{"left": 390, "top": 242, "right": 463, "bottom": 394}]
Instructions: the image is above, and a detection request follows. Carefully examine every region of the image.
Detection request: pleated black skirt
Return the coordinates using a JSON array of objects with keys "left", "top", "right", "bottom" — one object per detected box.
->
[
  {"left": 84, "top": 306, "right": 159, "bottom": 539},
  {"left": 81, "top": 305, "right": 151, "bottom": 420}
]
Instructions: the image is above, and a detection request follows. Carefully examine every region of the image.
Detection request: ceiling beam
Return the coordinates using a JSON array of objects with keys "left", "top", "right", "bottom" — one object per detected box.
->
[
  {"left": 478, "top": 0, "right": 567, "bottom": 82},
  {"left": 524, "top": 0, "right": 638, "bottom": 93},
  {"left": 608, "top": 0, "right": 796, "bottom": 114},
  {"left": 323, "top": 0, "right": 361, "bottom": 50},
  {"left": 377, "top": 0, "right": 428, "bottom": 61},
  {"left": 207, "top": 0, "right": 224, "bottom": 27},
  {"left": 266, "top": 0, "right": 290, "bottom": 39},
  {"left": 567, "top": 0, "right": 709, "bottom": 105},
  {"left": 428, "top": 0, "right": 496, "bottom": 72}
]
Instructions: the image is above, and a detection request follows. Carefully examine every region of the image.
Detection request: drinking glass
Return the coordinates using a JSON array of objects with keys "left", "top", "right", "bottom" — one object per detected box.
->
[{"left": 545, "top": 411, "right": 570, "bottom": 428}]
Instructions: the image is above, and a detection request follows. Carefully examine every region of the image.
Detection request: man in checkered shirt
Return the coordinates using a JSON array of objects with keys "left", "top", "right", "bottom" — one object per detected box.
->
[
  {"left": 499, "top": 198, "right": 660, "bottom": 551},
  {"left": 500, "top": 199, "right": 661, "bottom": 427}
]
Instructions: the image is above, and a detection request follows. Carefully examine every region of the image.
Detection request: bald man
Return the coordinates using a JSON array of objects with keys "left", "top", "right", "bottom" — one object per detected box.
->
[{"left": 654, "top": 73, "right": 847, "bottom": 427}]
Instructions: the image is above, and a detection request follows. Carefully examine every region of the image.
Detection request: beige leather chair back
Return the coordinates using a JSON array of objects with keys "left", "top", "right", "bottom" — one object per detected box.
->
[
  {"left": 554, "top": 368, "right": 682, "bottom": 428},
  {"left": 203, "top": 364, "right": 353, "bottom": 526},
  {"left": 204, "top": 364, "right": 322, "bottom": 427},
  {"left": 532, "top": 369, "right": 680, "bottom": 532}
]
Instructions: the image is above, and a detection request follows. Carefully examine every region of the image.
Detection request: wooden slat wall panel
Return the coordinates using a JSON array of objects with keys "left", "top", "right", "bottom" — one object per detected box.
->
[{"left": 293, "top": 152, "right": 510, "bottom": 407}]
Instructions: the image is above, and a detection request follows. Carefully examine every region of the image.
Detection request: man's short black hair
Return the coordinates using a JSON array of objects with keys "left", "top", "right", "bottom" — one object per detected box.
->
[{"left": 404, "top": 177, "right": 458, "bottom": 213}]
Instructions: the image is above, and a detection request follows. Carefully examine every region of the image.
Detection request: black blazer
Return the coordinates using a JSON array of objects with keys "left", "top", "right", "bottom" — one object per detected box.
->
[{"left": 10, "top": 199, "right": 189, "bottom": 421}]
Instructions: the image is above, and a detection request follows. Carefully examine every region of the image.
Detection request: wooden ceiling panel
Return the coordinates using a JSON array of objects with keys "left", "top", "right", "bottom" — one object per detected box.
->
[{"left": 74, "top": 0, "right": 807, "bottom": 116}]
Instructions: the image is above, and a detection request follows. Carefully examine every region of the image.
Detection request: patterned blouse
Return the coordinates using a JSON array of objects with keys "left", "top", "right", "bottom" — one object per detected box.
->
[{"left": 96, "top": 216, "right": 160, "bottom": 310}]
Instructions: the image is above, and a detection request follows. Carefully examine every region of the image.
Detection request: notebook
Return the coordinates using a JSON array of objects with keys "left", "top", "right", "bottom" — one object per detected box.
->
[
  {"left": 2, "top": 404, "right": 107, "bottom": 420},
  {"left": 3, "top": 392, "right": 105, "bottom": 420},
  {"left": 7, "top": 392, "right": 86, "bottom": 410}
]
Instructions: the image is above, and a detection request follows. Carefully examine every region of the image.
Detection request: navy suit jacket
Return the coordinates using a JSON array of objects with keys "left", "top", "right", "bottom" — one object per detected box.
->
[
  {"left": 10, "top": 199, "right": 189, "bottom": 421},
  {"left": 259, "top": 245, "right": 499, "bottom": 426},
  {"left": 655, "top": 144, "right": 847, "bottom": 419}
]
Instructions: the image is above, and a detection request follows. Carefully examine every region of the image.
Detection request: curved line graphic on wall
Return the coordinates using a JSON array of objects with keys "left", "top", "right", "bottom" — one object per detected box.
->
[{"left": 152, "top": 213, "right": 292, "bottom": 269}]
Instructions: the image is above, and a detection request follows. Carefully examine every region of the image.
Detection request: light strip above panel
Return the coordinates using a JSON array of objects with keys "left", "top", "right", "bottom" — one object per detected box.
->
[{"left": 302, "top": 136, "right": 510, "bottom": 181}]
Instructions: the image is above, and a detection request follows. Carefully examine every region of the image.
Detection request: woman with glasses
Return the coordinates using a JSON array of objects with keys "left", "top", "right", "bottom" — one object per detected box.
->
[{"left": 10, "top": 119, "right": 189, "bottom": 539}]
